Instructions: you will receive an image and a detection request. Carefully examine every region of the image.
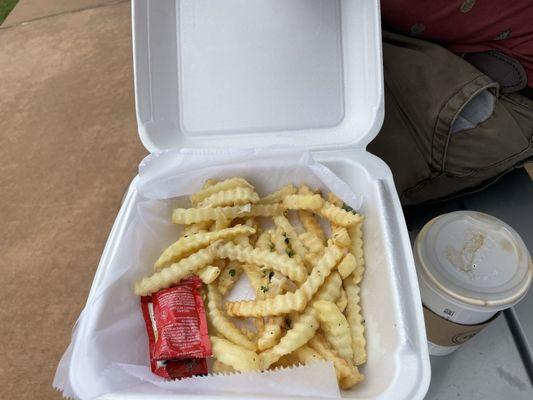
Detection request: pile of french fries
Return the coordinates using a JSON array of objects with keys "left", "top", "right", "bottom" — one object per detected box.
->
[{"left": 134, "top": 177, "right": 367, "bottom": 389}]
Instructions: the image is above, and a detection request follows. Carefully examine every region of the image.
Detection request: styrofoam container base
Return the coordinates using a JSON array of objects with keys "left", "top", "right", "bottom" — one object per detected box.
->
[{"left": 65, "top": 150, "right": 430, "bottom": 399}]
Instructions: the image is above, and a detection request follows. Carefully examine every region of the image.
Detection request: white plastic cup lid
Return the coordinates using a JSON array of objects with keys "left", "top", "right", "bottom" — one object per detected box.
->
[{"left": 415, "top": 211, "right": 532, "bottom": 312}]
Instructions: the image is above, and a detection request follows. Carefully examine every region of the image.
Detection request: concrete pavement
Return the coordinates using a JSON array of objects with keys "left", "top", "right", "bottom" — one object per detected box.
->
[
  {"left": 0, "top": 1, "right": 145, "bottom": 398},
  {"left": 2, "top": 0, "right": 123, "bottom": 27}
]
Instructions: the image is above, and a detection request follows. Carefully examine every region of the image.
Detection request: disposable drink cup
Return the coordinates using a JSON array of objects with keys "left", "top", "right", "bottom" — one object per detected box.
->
[{"left": 413, "top": 211, "right": 532, "bottom": 356}]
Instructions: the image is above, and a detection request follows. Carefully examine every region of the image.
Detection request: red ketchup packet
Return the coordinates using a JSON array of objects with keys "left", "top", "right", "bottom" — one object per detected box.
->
[{"left": 141, "top": 276, "right": 212, "bottom": 379}]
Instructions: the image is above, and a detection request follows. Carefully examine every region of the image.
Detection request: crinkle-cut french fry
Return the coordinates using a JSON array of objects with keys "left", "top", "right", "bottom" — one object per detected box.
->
[
  {"left": 256, "top": 272, "right": 291, "bottom": 350},
  {"left": 210, "top": 336, "right": 260, "bottom": 372},
  {"left": 299, "top": 232, "right": 325, "bottom": 254},
  {"left": 258, "top": 269, "right": 342, "bottom": 366},
  {"left": 239, "top": 325, "right": 256, "bottom": 341},
  {"left": 212, "top": 360, "right": 236, "bottom": 374},
  {"left": 272, "top": 354, "right": 300, "bottom": 369},
  {"left": 348, "top": 223, "right": 365, "bottom": 284},
  {"left": 296, "top": 186, "right": 325, "bottom": 242},
  {"left": 273, "top": 215, "right": 308, "bottom": 262},
  {"left": 242, "top": 264, "right": 269, "bottom": 340},
  {"left": 230, "top": 217, "right": 245, "bottom": 227},
  {"left": 327, "top": 192, "right": 343, "bottom": 207},
  {"left": 308, "top": 334, "right": 364, "bottom": 389},
  {"left": 248, "top": 204, "right": 284, "bottom": 217},
  {"left": 255, "top": 231, "right": 272, "bottom": 251},
  {"left": 134, "top": 246, "right": 216, "bottom": 296},
  {"left": 206, "top": 284, "right": 257, "bottom": 351},
  {"left": 207, "top": 316, "right": 219, "bottom": 337},
  {"left": 283, "top": 194, "right": 324, "bottom": 211},
  {"left": 257, "top": 262, "right": 298, "bottom": 350},
  {"left": 271, "top": 226, "right": 288, "bottom": 255},
  {"left": 258, "top": 184, "right": 297, "bottom": 204},
  {"left": 298, "top": 185, "right": 313, "bottom": 195},
  {"left": 315, "top": 271, "right": 343, "bottom": 302},
  {"left": 343, "top": 274, "right": 366, "bottom": 365},
  {"left": 352, "top": 263, "right": 364, "bottom": 286},
  {"left": 336, "top": 287, "right": 348, "bottom": 313},
  {"left": 234, "top": 218, "right": 257, "bottom": 247},
  {"left": 247, "top": 218, "right": 259, "bottom": 236},
  {"left": 154, "top": 225, "right": 256, "bottom": 271},
  {"left": 256, "top": 269, "right": 287, "bottom": 351},
  {"left": 190, "top": 177, "right": 254, "bottom": 206},
  {"left": 172, "top": 204, "right": 252, "bottom": 224},
  {"left": 233, "top": 235, "right": 251, "bottom": 247},
  {"left": 257, "top": 316, "right": 283, "bottom": 351},
  {"left": 307, "top": 335, "right": 344, "bottom": 381},
  {"left": 254, "top": 318, "right": 265, "bottom": 337},
  {"left": 197, "top": 187, "right": 260, "bottom": 208},
  {"left": 244, "top": 217, "right": 258, "bottom": 230},
  {"left": 314, "top": 300, "right": 354, "bottom": 363},
  {"left": 271, "top": 353, "right": 301, "bottom": 369},
  {"left": 279, "top": 275, "right": 298, "bottom": 293},
  {"left": 318, "top": 202, "right": 363, "bottom": 227},
  {"left": 268, "top": 273, "right": 288, "bottom": 295},
  {"left": 265, "top": 228, "right": 276, "bottom": 237},
  {"left": 218, "top": 260, "right": 242, "bottom": 295},
  {"left": 197, "top": 265, "right": 221, "bottom": 284},
  {"left": 225, "top": 245, "right": 343, "bottom": 317},
  {"left": 331, "top": 226, "right": 351, "bottom": 248},
  {"left": 304, "top": 252, "right": 321, "bottom": 266},
  {"left": 214, "top": 242, "right": 307, "bottom": 284},
  {"left": 212, "top": 218, "right": 232, "bottom": 231},
  {"left": 259, "top": 308, "right": 319, "bottom": 369},
  {"left": 340, "top": 369, "right": 364, "bottom": 389},
  {"left": 202, "top": 178, "right": 218, "bottom": 189},
  {"left": 270, "top": 226, "right": 308, "bottom": 272},
  {"left": 287, "top": 271, "right": 341, "bottom": 334},
  {"left": 298, "top": 210, "right": 326, "bottom": 243},
  {"left": 242, "top": 262, "right": 268, "bottom": 336},
  {"left": 182, "top": 220, "right": 212, "bottom": 236},
  {"left": 213, "top": 257, "right": 227, "bottom": 269},
  {"left": 241, "top": 264, "right": 264, "bottom": 298},
  {"left": 256, "top": 267, "right": 293, "bottom": 350},
  {"left": 337, "top": 253, "right": 357, "bottom": 280},
  {"left": 249, "top": 231, "right": 259, "bottom": 247},
  {"left": 294, "top": 345, "right": 324, "bottom": 364},
  {"left": 242, "top": 262, "right": 269, "bottom": 331}
]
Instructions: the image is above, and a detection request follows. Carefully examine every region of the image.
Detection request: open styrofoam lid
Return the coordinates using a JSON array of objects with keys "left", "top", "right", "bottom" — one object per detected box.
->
[
  {"left": 415, "top": 211, "right": 532, "bottom": 310},
  {"left": 132, "top": 0, "right": 384, "bottom": 153}
]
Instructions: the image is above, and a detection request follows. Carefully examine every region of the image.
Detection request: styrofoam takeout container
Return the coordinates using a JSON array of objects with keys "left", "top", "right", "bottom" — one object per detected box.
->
[{"left": 62, "top": 0, "right": 431, "bottom": 398}]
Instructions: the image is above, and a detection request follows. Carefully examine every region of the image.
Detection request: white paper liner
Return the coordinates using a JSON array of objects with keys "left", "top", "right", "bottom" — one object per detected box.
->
[
  {"left": 54, "top": 147, "right": 363, "bottom": 399},
  {"left": 114, "top": 361, "right": 340, "bottom": 398}
]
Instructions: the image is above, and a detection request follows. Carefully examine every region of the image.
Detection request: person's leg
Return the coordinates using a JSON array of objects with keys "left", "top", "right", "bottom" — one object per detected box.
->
[{"left": 369, "top": 31, "right": 533, "bottom": 205}]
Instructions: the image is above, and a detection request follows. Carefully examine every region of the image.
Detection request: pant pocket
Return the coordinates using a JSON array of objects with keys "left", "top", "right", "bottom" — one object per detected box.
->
[
  {"left": 444, "top": 102, "right": 532, "bottom": 175},
  {"left": 433, "top": 80, "right": 533, "bottom": 175}
]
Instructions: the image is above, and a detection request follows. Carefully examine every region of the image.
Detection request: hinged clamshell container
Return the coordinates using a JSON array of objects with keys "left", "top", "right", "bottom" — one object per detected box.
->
[{"left": 62, "top": 0, "right": 431, "bottom": 399}]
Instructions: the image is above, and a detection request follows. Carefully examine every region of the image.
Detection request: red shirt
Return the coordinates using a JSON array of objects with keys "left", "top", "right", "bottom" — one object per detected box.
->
[{"left": 381, "top": 0, "right": 533, "bottom": 86}]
